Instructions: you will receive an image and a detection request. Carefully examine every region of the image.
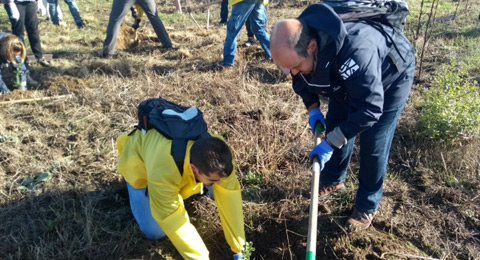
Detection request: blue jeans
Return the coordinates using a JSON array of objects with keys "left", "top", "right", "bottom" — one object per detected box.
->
[
  {"left": 321, "top": 98, "right": 407, "bottom": 213},
  {"left": 126, "top": 182, "right": 166, "bottom": 239},
  {"left": 222, "top": 0, "right": 271, "bottom": 65},
  {"left": 47, "top": 0, "right": 83, "bottom": 26}
]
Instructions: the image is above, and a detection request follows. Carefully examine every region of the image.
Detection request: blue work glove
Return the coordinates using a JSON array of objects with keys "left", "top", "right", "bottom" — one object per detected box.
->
[
  {"left": 233, "top": 253, "right": 243, "bottom": 260},
  {"left": 6, "top": 3, "right": 20, "bottom": 22},
  {"left": 310, "top": 139, "right": 334, "bottom": 171},
  {"left": 308, "top": 108, "right": 326, "bottom": 134}
]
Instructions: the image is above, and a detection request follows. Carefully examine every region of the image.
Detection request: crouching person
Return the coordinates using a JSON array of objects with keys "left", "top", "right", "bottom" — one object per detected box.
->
[
  {"left": 0, "top": 33, "right": 39, "bottom": 93},
  {"left": 116, "top": 119, "right": 245, "bottom": 259}
]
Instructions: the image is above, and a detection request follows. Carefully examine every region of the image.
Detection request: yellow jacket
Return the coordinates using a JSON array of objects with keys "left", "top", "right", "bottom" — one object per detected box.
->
[
  {"left": 117, "top": 130, "right": 245, "bottom": 259},
  {"left": 229, "top": 0, "right": 268, "bottom": 7}
]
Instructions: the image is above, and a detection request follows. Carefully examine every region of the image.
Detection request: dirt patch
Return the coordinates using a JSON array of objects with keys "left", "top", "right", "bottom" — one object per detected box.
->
[{"left": 117, "top": 24, "right": 153, "bottom": 50}]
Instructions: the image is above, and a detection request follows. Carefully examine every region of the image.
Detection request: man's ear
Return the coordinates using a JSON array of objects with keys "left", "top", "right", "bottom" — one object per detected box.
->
[
  {"left": 190, "top": 163, "right": 198, "bottom": 175},
  {"left": 307, "top": 39, "right": 317, "bottom": 54}
]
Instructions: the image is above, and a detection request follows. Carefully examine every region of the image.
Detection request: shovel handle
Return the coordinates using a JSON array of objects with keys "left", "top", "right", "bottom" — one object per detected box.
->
[{"left": 306, "top": 126, "right": 323, "bottom": 259}]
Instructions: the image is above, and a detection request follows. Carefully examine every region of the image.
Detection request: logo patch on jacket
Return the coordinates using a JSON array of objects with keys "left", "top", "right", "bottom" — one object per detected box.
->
[{"left": 339, "top": 58, "right": 359, "bottom": 80}]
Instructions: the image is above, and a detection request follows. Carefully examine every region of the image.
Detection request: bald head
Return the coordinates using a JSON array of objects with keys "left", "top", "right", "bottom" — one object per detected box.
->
[
  {"left": 270, "top": 19, "right": 317, "bottom": 75},
  {"left": 271, "top": 19, "right": 302, "bottom": 51}
]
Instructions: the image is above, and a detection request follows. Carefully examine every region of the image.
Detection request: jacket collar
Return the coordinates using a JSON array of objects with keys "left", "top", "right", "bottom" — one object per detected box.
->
[{"left": 297, "top": 3, "right": 347, "bottom": 87}]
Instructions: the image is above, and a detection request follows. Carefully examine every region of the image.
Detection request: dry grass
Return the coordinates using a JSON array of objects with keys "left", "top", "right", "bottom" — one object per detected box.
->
[{"left": 0, "top": 0, "right": 479, "bottom": 259}]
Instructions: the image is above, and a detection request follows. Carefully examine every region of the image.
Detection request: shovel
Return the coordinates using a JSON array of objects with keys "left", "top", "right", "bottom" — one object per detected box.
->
[{"left": 306, "top": 123, "right": 323, "bottom": 260}]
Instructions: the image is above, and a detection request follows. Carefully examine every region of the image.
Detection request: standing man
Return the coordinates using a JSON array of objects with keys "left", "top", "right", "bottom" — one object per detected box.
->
[
  {"left": 46, "top": 0, "right": 86, "bottom": 28},
  {"left": 218, "top": 0, "right": 270, "bottom": 67},
  {"left": 3, "top": 0, "right": 50, "bottom": 67},
  {"left": 270, "top": 3, "right": 415, "bottom": 230},
  {"left": 102, "top": 0, "right": 172, "bottom": 58},
  {"left": 117, "top": 124, "right": 245, "bottom": 259}
]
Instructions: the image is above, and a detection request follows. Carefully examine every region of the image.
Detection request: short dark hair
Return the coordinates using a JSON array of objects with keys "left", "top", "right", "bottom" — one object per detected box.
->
[
  {"left": 292, "top": 21, "right": 315, "bottom": 58},
  {"left": 190, "top": 137, "right": 233, "bottom": 178}
]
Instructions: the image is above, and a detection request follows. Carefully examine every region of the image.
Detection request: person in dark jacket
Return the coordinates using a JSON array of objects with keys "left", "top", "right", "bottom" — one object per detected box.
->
[{"left": 270, "top": 3, "right": 415, "bottom": 230}]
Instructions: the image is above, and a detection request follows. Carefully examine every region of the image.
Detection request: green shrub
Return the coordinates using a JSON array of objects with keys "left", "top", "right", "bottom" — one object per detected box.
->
[{"left": 417, "top": 63, "right": 480, "bottom": 143}]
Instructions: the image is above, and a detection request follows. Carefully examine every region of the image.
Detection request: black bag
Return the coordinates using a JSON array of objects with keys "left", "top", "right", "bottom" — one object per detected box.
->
[
  {"left": 323, "top": 0, "right": 410, "bottom": 31},
  {"left": 132, "top": 97, "right": 211, "bottom": 174}
]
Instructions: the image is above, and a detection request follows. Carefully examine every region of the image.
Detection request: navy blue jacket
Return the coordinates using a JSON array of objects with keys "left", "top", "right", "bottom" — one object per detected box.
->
[{"left": 293, "top": 3, "right": 415, "bottom": 139}]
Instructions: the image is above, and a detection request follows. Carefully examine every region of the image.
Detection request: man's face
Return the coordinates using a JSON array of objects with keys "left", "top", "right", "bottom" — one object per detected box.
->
[
  {"left": 272, "top": 40, "right": 317, "bottom": 76},
  {"left": 191, "top": 164, "right": 222, "bottom": 186}
]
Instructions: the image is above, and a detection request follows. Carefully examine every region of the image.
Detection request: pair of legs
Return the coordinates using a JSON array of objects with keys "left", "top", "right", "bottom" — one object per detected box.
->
[
  {"left": 244, "top": 3, "right": 268, "bottom": 43},
  {"left": 221, "top": 0, "right": 271, "bottom": 66},
  {"left": 46, "top": 0, "right": 83, "bottom": 27},
  {"left": 37, "top": 0, "right": 63, "bottom": 20},
  {"left": 102, "top": 0, "right": 172, "bottom": 57},
  {"left": 321, "top": 98, "right": 407, "bottom": 213},
  {"left": 126, "top": 182, "right": 214, "bottom": 239},
  {"left": 5, "top": 1, "right": 44, "bottom": 60}
]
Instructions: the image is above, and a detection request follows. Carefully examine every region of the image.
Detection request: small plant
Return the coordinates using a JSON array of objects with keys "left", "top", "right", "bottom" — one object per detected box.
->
[
  {"left": 445, "top": 174, "right": 459, "bottom": 187},
  {"left": 0, "top": 133, "right": 19, "bottom": 144},
  {"left": 242, "top": 241, "right": 255, "bottom": 260},
  {"left": 417, "top": 63, "right": 480, "bottom": 143},
  {"left": 245, "top": 171, "right": 262, "bottom": 187}
]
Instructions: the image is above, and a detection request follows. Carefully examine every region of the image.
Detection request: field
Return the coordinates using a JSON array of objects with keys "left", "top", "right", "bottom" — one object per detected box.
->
[{"left": 1, "top": 0, "right": 479, "bottom": 259}]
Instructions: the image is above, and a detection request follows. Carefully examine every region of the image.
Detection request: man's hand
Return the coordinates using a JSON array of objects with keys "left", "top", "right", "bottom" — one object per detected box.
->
[
  {"left": 233, "top": 253, "right": 243, "bottom": 260},
  {"left": 310, "top": 139, "right": 333, "bottom": 171},
  {"left": 308, "top": 107, "right": 325, "bottom": 134},
  {"left": 6, "top": 3, "right": 20, "bottom": 22}
]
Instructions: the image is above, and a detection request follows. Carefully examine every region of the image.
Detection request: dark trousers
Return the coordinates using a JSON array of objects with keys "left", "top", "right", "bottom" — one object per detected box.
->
[
  {"left": 220, "top": 0, "right": 228, "bottom": 23},
  {"left": 8, "top": 1, "right": 43, "bottom": 60}
]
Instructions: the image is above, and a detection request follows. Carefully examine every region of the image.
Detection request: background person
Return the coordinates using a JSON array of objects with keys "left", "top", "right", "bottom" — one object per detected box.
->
[
  {"left": 37, "top": 0, "right": 64, "bottom": 22},
  {"left": 270, "top": 3, "right": 416, "bottom": 230},
  {"left": 218, "top": 0, "right": 270, "bottom": 67},
  {"left": 0, "top": 33, "right": 39, "bottom": 93},
  {"left": 117, "top": 130, "right": 245, "bottom": 259},
  {"left": 3, "top": 0, "right": 50, "bottom": 67},
  {"left": 46, "top": 0, "right": 86, "bottom": 28},
  {"left": 102, "top": 0, "right": 172, "bottom": 58}
]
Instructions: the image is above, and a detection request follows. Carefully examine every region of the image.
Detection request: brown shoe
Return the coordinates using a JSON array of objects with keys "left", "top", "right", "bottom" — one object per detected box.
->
[
  {"left": 318, "top": 183, "right": 345, "bottom": 200},
  {"left": 346, "top": 209, "right": 377, "bottom": 231}
]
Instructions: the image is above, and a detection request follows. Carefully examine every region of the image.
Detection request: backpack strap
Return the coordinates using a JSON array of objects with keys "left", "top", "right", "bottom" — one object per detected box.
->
[{"left": 171, "top": 131, "right": 211, "bottom": 175}]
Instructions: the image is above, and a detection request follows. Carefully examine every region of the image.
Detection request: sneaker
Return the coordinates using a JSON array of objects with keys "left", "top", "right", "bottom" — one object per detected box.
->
[
  {"left": 241, "top": 38, "right": 255, "bottom": 47},
  {"left": 215, "top": 61, "right": 233, "bottom": 69},
  {"left": 318, "top": 183, "right": 345, "bottom": 200},
  {"left": 218, "top": 21, "right": 227, "bottom": 26},
  {"left": 346, "top": 209, "right": 377, "bottom": 231},
  {"left": 37, "top": 57, "right": 50, "bottom": 67}
]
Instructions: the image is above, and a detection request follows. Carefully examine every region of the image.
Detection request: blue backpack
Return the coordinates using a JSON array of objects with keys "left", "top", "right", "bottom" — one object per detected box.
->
[
  {"left": 323, "top": 0, "right": 410, "bottom": 32},
  {"left": 131, "top": 97, "right": 211, "bottom": 174}
]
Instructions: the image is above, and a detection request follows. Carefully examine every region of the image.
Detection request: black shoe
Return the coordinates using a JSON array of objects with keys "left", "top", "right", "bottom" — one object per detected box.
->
[
  {"left": 77, "top": 21, "right": 86, "bottom": 29},
  {"left": 214, "top": 61, "right": 233, "bottom": 70},
  {"left": 37, "top": 58, "right": 50, "bottom": 67},
  {"left": 26, "top": 74, "right": 40, "bottom": 88},
  {"left": 241, "top": 38, "right": 255, "bottom": 47},
  {"left": 218, "top": 21, "right": 227, "bottom": 26}
]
